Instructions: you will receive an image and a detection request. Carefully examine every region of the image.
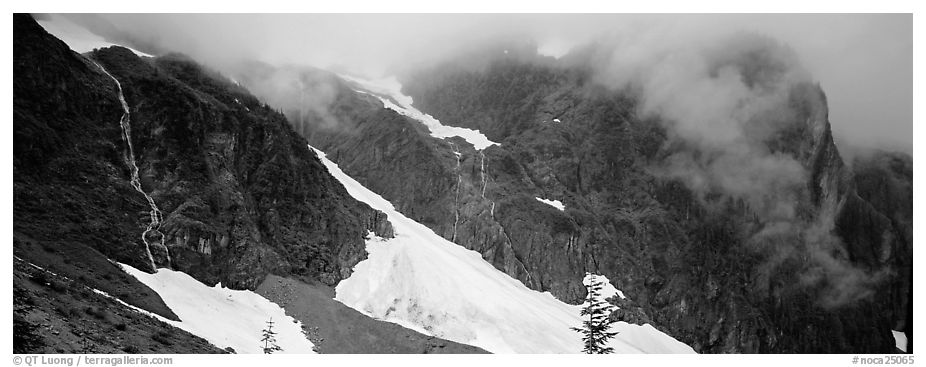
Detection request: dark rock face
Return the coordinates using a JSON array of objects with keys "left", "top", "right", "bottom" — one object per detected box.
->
[
  {"left": 14, "top": 13, "right": 392, "bottom": 295},
  {"left": 401, "top": 58, "right": 911, "bottom": 353},
  {"left": 253, "top": 50, "right": 910, "bottom": 353}
]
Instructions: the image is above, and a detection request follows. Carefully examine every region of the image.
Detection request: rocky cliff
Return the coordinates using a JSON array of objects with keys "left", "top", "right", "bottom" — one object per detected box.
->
[
  {"left": 252, "top": 45, "right": 911, "bottom": 353},
  {"left": 15, "top": 13, "right": 392, "bottom": 292},
  {"left": 14, "top": 13, "right": 405, "bottom": 352}
]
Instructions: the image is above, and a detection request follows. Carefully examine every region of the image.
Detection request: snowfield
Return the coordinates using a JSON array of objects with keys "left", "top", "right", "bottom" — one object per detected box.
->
[
  {"left": 341, "top": 75, "right": 499, "bottom": 150},
  {"left": 536, "top": 197, "right": 566, "bottom": 211},
  {"left": 892, "top": 330, "right": 908, "bottom": 352},
  {"left": 38, "top": 14, "right": 154, "bottom": 57},
  {"left": 314, "top": 146, "right": 694, "bottom": 354},
  {"left": 119, "top": 264, "right": 316, "bottom": 354}
]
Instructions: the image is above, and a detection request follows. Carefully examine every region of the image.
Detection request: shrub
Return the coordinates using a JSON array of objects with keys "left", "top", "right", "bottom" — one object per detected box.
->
[
  {"left": 31, "top": 271, "right": 48, "bottom": 285},
  {"left": 152, "top": 330, "right": 172, "bottom": 345},
  {"left": 122, "top": 345, "right": 139, "bottom": 353},
  {"left": 84, "top": 306, "right": 110, "bottom": 322},
  {"left": 48, "top": 280, "right": 69, "bottom": 293},
  {"left": 40, "top": 243, "right": 57, "bottom": 253},
  {"left": 55, "top": 304, "right": 80, "bottom": 318}
]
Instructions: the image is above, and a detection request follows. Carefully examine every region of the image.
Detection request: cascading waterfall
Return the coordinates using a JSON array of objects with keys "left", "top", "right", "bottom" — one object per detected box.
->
[
  {"left": 92, "top": 60, "right": 167, "bottom": 271},
  {"left": 479, "top": 151, "right": 497, "bottom": 220},
  {"left": 448, "top": 141, "right": 462, "bottom": 243},
  {"left": 479, "top": 151, "right": 488, "bottom": 198}
]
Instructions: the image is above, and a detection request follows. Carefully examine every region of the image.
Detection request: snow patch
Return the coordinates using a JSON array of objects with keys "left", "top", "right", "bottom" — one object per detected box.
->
[
  {"left": 341, "top": 75, "right": 499, "bottom": 150},
  {"left": 14, "top": 256, "right": 52, "bottom": 274},
  {"left": 91, "top": 288, "right": 173, "bottom": 323},
  {"left": 537, "top": 40, "right": 572, "bottom": 59},
  {"left": 584, "top": 273, "right": 627, "bottom": 300},
  {"left": 38, "top": 15, "right": 154, "bottom": 57},
  {"left": 536, "top": 197, "right": 566, "bottom": 211},
  {"left": 892, "top": 330, "right": 908, "bottom": 352},
  {"left": 119, "top": 263, "right": 315, "bottom": 354},
  {"left": 314, "top": 146, "right": 693, "bottom": 354}
]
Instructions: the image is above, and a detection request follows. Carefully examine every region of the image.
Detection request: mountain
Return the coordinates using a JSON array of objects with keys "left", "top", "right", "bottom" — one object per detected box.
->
[
  {"left": 13, "top": 13, "right": 482, "bottom": 354},
  {"left": 15, "top": 11, "right": 393, "bottom": 294},
  {"left": 313, "top": 146, "right": 694, "bottom": 353},
  {"left": 243, "top": 42, "right": 912, "bottom": 353},
  {"left": 14, "top": 12, "right": 911, "bottom": 354}
]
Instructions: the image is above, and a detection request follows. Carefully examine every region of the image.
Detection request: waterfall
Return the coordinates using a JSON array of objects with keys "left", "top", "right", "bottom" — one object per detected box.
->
[
  {"left": 479, "top": 151, "right": 488, "bottom": 198},
  {"left": 448, "top": 141, "right": 462, "bottom": 243},
  {"left": 479, "top": 150, "right": 497, "bottom": 221},
  {"left": 92, "top": 60, "right": 166, "bottom": 271}
]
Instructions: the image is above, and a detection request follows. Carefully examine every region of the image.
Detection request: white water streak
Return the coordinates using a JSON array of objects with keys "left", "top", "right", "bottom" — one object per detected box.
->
[
  {"left": 448, "top": 141, "right": 462, "bottom": 243},
  {"left": 480, "top": 151, "right": 488, "bottom": 198},
  {"left": 92, "top": 60, "right": 164, "bottom": 270}
]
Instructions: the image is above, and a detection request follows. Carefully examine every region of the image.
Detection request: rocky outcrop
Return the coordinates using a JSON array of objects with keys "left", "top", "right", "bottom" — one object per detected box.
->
[{"left": 14, "top": 13, "right": 392, "bottom": 296}]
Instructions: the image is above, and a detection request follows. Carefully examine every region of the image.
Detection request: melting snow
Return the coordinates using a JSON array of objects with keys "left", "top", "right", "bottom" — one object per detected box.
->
[
  {"left": 313, "top": 146, "right": 693, "bottom": 354},
  {"left": 119, "top": 263, "right": 316, "bottom": 354},
  {"left": 537, "top": 40, "right": 571, "bottom": 59},
  {"left": 92, "top": 288, "right": 173, "bottom": 322},
  {"left": 14, "top": 256, "right": 52, "bottom": 274},
  {"left": 536, "top": 197, "right": 566, "bottom": 211},
  {"left": 892, "top": 330, "right": 908, "bottom": 352},
  {"left": 341, "top": 75, "right": 499, "bottom": 150},
  {"left": 585, "top": 273, "right": 627, "bottom": 300},
  {"left": 38, "top": 15, "right": 154, "bottom": 57}
]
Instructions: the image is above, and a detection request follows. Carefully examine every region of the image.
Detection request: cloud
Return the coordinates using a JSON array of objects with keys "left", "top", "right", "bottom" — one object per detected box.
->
[
  {"left": 567, "top": 23, "right": 888, "bottom": 308},
  {"left": 592, "top": 29, "right": 810, "bottom": 221},
  {"left": 51, "top": 13, "right": 910, "bottom": 154},
  {"left": 229, "top": 63, "right": 345, "bottom": 136}
]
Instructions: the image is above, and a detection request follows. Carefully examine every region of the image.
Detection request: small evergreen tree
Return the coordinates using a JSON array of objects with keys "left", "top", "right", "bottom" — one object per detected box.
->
[
  {"left": 261, "top": 317, "right": 283, "bottom": 354},
  {"left": 571, "top": 273, "right": 619, "bottom": 354}
]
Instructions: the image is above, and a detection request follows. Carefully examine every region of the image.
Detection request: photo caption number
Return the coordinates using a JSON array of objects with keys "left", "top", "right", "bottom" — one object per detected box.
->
[{"left": 884, "top": 355, "right": 915, "bottom": 365}]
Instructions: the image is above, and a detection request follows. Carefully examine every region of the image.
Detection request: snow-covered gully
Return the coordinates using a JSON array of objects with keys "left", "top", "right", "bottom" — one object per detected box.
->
[
  {"left": 314, "top": 146, "right": 695, "bottom": 354},
  {"left": 341, "top": 75, "right": 499, "bottom": 151}
]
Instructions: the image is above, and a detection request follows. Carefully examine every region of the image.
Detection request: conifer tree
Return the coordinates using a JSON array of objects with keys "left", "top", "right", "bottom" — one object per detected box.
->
[
  {"left": 571, "top": 273, "right": 619, "bottom": 354},
  {"left": 261, "top": 317, "right": 283, "bottom": 354}
]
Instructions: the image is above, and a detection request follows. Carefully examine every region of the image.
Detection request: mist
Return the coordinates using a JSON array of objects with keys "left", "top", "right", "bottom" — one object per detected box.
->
[{"left": 51, "top": 13, "right": 911, "bottom": 155}]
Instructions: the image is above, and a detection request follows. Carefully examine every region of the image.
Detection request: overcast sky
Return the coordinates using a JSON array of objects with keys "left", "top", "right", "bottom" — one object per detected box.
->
[{"left": 51, "top": 13, "right": 912, "bottom": 154}]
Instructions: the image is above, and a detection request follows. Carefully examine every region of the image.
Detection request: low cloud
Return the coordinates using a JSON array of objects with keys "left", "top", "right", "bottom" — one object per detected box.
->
[
  {"left": 573, "top": 26, "right": 885, "bottom": 307},
  {"left": 51, "top": 13, "right": 910, "bottom": 156},
  {"left": 228, "top": 63, "right": 344, "bottom": 137}
]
